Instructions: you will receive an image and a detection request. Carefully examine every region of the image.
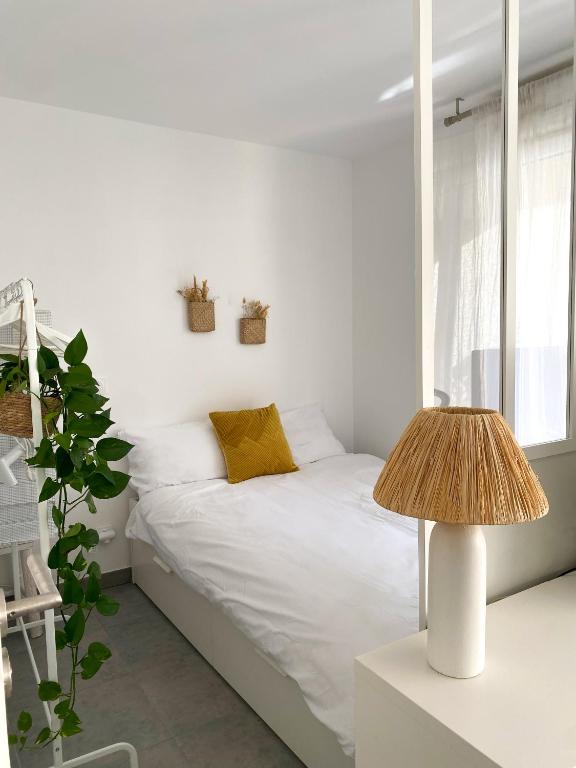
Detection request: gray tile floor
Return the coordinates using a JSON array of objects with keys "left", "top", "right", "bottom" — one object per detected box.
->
[{"left": 6, "top": 584, "right": 304, "bottom": 768}]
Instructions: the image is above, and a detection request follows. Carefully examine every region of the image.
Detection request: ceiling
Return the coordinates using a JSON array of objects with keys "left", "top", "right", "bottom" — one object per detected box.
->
[{"left": 0, "top": 0, "right": 572, "bottom": 158}]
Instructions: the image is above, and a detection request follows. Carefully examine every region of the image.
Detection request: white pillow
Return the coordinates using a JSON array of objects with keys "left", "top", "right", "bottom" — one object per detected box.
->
[
  {"left": 280, "top": 403, "right": 345, "bottom": 465},
  {"left": 120, "top": 419, "right": 226, "bottom": 496}
]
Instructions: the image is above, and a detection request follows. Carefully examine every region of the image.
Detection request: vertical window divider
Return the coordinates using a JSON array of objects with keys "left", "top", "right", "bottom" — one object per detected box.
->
[
  {"left": 413, "top": 0, "right": 434, "bottom": 630},
  {"left": 414, "top": 0, "right": 435, "bottom": 414},
  {"left": 501, "top": 0, "right": 519, "bottom": 432}
]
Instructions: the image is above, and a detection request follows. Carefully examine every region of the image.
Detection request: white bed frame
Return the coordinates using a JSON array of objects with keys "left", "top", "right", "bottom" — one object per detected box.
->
[{"left": 130, "top": 536, "right": 355, "bottom": 768}]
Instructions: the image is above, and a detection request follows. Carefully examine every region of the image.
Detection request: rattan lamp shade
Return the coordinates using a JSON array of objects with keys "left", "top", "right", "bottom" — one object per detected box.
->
[{"left": 373, "top": 407, "right": 548, "bottom": 525}]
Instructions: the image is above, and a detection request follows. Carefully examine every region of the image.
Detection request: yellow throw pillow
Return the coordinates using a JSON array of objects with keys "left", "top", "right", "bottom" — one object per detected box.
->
[{"left": 209, "top": 403, "right": 298, "bottom": 484}]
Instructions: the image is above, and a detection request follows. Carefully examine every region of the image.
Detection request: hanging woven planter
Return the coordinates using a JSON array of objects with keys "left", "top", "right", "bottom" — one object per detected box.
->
[
  {"left": 178, "top": 277, "right": 216, "bottom": 333},
  {"left": 240, "top": 317, "right": 266, "bottom": 345},
  {"left": 0, "top": 304, "right": 62, "bottom": 437},
  {"left": 240, "top": 298, "right": 269, "bottom": 345},
  {"left": 0, "top": 392, "right": 61, "bottom": 438}
]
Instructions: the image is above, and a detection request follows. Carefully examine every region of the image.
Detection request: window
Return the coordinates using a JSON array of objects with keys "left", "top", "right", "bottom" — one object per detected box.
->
[{"left": 433, "top": 66, "right": 574, "bottom": 449}]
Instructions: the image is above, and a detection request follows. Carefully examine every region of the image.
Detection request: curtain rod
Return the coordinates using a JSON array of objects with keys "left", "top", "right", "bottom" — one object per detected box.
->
[{"left": 443, "top": 59, "right": 572, "bottom": 127}]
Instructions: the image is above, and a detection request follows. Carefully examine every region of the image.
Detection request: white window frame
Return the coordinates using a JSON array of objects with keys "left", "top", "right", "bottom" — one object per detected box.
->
[
  {"left": 502, "top": 0, "right": 576, "bottom": 461},
  {"left": 414, "top": 0, "right": 576, "bottom": 630},
  {"left": 413, "top": 0, "right": 435, "bottom": 630}
]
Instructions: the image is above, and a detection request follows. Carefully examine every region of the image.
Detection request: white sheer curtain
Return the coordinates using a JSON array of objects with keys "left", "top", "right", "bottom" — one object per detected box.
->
[{"left": 434, "top": 67, "right": 573, "bottom": 445}]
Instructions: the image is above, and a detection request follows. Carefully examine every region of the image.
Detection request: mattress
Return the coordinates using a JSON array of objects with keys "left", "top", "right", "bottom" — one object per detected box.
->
[{"left": 125, "top": 453, "right": 419, "bottom": 756}]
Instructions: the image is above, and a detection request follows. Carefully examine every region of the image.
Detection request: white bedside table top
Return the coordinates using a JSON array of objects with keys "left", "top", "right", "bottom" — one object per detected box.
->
[{"left": 356, "top": 571, "right": 576, "bottom": 768}]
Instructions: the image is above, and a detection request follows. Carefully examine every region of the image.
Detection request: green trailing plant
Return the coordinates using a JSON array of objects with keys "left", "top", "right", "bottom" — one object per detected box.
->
[
  {"left": 1, "top": 331, "right": 133, "bottom": 750},
  {"left": 0, "top": 350, "right": 60, "bottom": 399}
]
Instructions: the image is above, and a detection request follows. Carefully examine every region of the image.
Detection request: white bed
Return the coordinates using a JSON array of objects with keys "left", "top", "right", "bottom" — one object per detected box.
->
[{"left": 126, "top": 452, "right": 419, "bottom": 765}]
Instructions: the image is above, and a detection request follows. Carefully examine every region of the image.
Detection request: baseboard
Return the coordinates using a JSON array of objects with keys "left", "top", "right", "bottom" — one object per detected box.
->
[{"left": 100, "top": 567, "right": 132, "bottom": 588}]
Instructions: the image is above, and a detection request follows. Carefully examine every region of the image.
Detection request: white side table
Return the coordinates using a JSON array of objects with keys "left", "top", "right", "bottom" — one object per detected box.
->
[{"left": 356, "top": 571, "right": 576, "bottom": 768}]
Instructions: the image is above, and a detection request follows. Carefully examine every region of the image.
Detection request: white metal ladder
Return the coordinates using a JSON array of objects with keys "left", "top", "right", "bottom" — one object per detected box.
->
[
  {"left": 1, "top": 554, "right": 139, "bottom": 768},
  {"left": 0, "top": 279, "right": 138, "bottom": 768}
]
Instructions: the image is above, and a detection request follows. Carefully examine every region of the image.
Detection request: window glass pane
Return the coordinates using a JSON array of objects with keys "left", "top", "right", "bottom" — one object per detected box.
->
[
  {"left": 433, "top": 0, "right": 503, "bottom": 410},
  {"left": 516, "top": 1, "right": 573, "bottom": 446}
]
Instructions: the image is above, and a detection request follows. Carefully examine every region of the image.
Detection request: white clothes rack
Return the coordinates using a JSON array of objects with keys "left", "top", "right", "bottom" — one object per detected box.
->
[{"left": 0, "top": 278, "right": 138, "bottom": 768}]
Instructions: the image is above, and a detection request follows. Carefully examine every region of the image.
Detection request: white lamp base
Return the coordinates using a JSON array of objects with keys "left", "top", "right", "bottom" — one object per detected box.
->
[{"left": 427, "top": 522, "right": 486, "bottom": 678}]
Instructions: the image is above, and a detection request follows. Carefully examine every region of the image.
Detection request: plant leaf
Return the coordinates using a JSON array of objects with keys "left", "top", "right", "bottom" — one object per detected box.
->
[
  {"left": 17, "top": 711, "right": 32, "bottom": 733},
  {"left": 47, "top": 541, "right": 63, "bottom": 569},
  {"left": 64, "top": 608, "right": 85, "bottom": 646},
  {"left": 38, "top": 345, "right": 60, "bottom": 372},
  {"left": 60, "top": 363, "right": 92, "bottom": 388},
  {"left": 39, "top": 477, "right": 60, "bottom": 502},
  {"left": 51, "top": 505, "right": 63, "bottom": 529},
  {"left": 61, "top": 711, "right": 82, "bottom": 738},
  {"left": 95, "top": 594, "right": 120, "bottom": 616},
  {"left": 72, "top": 551, "right": 87, "bottom": 571},
  {"left": 78, "top": 528, "right": 99, "bottom": 549},
  {"left": 87, "top": 641, "right": 112, "bottom": 662},
  {"left": 69, "top": 414, "right": 113, "bottom": 438},
  {"left": 64, "top": 522, "right": 82, "bottom": 538},
  {"left": 35, "top": 727, "right": 52, "bottom": 744},
  {"left": 70, "top": 444, "right": 84, "bottom": 469},
  {"left": 43, "top": 408, "right": 61, "bottom": 428},
  {"left": 38, "top": 680, "right": 62, "bottom": 701},
  {"left": 64, "top": 330, "right": 88, "bottom": 367},
  {"left": 54, "top": 699, "right": 70, "bottom": 717},
  {"left": 65, "top": 391, "right": 108, "bottom": 414},
  {"left": 87, "top": 470, "right": 129, "bottom": 499},
  {"left": 60, "top": 535, "right": 81, "bottom": 555},
  {"left": 29, "top": 438, "right": 56, "bottom": 469},
  {"left": 85, "top": 572, "right": 101, "bottom": 603},
  {"left": 54, "top": 432, "right": 72, "bottom": 451},
  {"left": 55, "top": 447, "right": 74, "bottom": 479},
  {"left": 85, "top": 472, "right": 113, "bottom": 498},
  {"left": 55, "top": 630, "right": 68, "bottom": 651},
  {"left": 69, "top": 474, "right": 85, "bottom": 493},
  {"left": 95, "top": 438, "right": 133, "bottom": 461},
  {"left": 94, "top": 464, "right": 114, "bottom": 484},
  {"left": 80, "top": 654, "right": 102, "bottom": 680},
  {"left": 61, "top": 577, "right": 84, "bottom": 606},
  {"left": 85, "top": 492, "right": 97, "bottom": 514}
]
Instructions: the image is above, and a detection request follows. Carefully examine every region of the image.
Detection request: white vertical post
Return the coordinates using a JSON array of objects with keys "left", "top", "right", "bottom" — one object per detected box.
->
[
  {"left": 413, "top": 0, "right": 435, "bottom": 630},
  {"left": 567, "top": 8, "right": 576, "bottom": 442},
  {"left": 501, "top": 0, "right": 519, "bottom": 431},
  {"left": 11, "top": 548, "right": 21, "bottom": 601},
  {"left": 20, "top": 279, "right": 63, "bottom": 767},
  {"left": 0, "top": 636, "right": 10, "bottom": 767}
]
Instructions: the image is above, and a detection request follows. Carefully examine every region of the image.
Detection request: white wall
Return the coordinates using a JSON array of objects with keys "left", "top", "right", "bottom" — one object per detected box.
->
[
  {"left": 352, "top": 136, "right": 576, "bottom": 601},
  {"left": 0, "top": 97, "right": 353, "bottom": 575},
  {"left": 352, "top": 137, "right": 417, "bottom": 458},
  {"left": 2, "top": 94, "right": 572, "bottom": 599},
  {"left": 485, "top": 451, "right": 576, "bottom": 601}
]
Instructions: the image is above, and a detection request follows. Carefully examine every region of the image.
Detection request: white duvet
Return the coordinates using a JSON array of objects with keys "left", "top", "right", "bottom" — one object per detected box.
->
[{"left": 125, "top": 453, "right": 419, "bottom": 756}]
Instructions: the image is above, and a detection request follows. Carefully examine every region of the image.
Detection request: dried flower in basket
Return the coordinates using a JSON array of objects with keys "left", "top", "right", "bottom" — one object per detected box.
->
[
  {"left": 179, "top": 276, "right": 215, "bottom": 332},
  {"left": 178, "top": 276, "right": 213, "bottom": 303},
  {"left": 242, "top": 298, "right": 270, "bottom": 319}
]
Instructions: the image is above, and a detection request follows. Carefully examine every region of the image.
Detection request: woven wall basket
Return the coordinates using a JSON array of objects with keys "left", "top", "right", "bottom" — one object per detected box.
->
[
  {"left": 0, "top": 392, "right": 61, "bottom": 438},
  {"left": 188, "top": 301, "right": 215, "bottom": 332},
  {"left": 240, "top": 318, "right": 266, "bottom": 345}
]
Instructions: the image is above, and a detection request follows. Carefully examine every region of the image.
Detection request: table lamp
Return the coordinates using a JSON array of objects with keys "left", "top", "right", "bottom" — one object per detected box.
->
[{"left": 373, "top": 407, "right": 548, "bottom": 679}]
